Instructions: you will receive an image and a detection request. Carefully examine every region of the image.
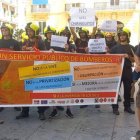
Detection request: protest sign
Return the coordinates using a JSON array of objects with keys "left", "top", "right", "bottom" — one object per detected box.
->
[
  {"left": 51, "top": 35, "right": 67, "bottom": 48},
  {"left": 70, "top": 8, "right": 96, "bottom": 27},
  {"left": 100, "top": 20, "right": 117, "bottom": 32},
  {"left": 88, "top": 38, "right": 106, "bottom": 53}
]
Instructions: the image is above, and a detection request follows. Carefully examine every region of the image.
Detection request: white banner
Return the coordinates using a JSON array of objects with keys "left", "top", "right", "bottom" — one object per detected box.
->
[
  {"left": 88, "top": 38, "right": 106, "bottom": 53},
  {"left": 70, "top": 8, "right": 96, "bottom": 27},
  {"left": 51, "top": 35, "right": 68, "bottom": 48},
  {"left": 100, "top": 20, "right": 117, "bottom": 32}
]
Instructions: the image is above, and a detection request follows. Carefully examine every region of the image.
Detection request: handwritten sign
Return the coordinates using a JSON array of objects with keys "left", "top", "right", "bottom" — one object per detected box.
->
[
  {"left": 88, "top": 38, "right": 106, "bottom": 53},
  {"left": 51, "top": 35, "right": 67, "bottom": 48},
  {"left": 100, "top": 20, "right": 117, "bottom": 32},
  {"left": 70, "top": 8, "right": 96, "bottom": 27}
]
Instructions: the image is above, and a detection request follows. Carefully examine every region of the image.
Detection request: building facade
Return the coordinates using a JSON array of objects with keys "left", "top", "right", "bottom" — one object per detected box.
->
[
  {"left": 24, "top": 0, "right": 140, "bottom": 44},
  {"left": 65, "top": 0, "right": 140, "bottom": 45},
  {"left": 25, "top": 0, "right": 67, "bottom": 33},
  {"left": 0, "top": 0, "right": 18, "bottom": 27}
]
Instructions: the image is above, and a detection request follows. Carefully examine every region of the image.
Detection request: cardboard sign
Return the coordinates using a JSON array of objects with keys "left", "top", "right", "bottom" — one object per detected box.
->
[
  {"left": 100, "top": 20, "right": 117, "bottom": 32},
  {"left": 51, "top": 35, "right": 67, "bottom": 48},
  {"left": 70, "top": 8, "right": 96, "bottom": 27},
  {"left": 88, "top": 38, "right": 106, "bottom": 53}
]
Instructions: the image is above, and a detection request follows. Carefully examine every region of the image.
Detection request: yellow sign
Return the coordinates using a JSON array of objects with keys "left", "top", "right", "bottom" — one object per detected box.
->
[{"left": 18, "top": 62, "right": 70, "bottom": 80}]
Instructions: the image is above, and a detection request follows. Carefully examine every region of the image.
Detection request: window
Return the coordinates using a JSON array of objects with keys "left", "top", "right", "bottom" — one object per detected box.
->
[
  {"left": 39, "top": 5, "right": 46, "bottom": 8},
  {"left": 115, "top": 0, "right": 119, "bottom": 5},
  {"left": 65, "top": 3, "right": 85, "bottom": 11},
  {"left": 3, "top": 8, "right": 6, "bottom": 16},
  {"left": 65, "top": 4, "right": 71, "bottom": 11},
  {"left": 72, "top": 3, "right": 75, "bottom": 7},
  {"left": 110, "top": 0, "right": 114, "bottom": 5},
  {"left": 39, "top": 22, "right": 46, "bottom": 34},
  {"left": 11, "top": 11, "right": 15, "bottom": 16},
  {"left": 76, "top": 3, "right": 80, "bottom": 7},
  {"left": 110, "top": 0, "right": 119, "bottom": 5},
  {"left": 72, "top": 3, "right": 81, "bottom": 7}
]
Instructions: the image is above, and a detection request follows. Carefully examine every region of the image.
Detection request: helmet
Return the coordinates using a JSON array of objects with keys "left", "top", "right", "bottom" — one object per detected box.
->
[
  {"left": 78, "top": 27, "right": 89, "bottom": 35},
  {"left": 25, "top": 22, "right": 39, "bottom": 36},
  {"left": 105, "top": 32, "right": 115, "bottom": 37},
  {"left": 21, "top": 32, "right": 28, "bottom": 42},
  {"left": 95, "top": 29, "right": 105, "bottom": 38},
  {"left": 118, "top": 27, "right": 131, "bottom": 38},
  {"left": 1, "top": 23, "right": 14, "bottom": 35},
  {"left": 44, "top": 26, "right": 56, "bottom": 34},
  {"left": 59, "top": 26, "right": 71, "bottom": 36}
]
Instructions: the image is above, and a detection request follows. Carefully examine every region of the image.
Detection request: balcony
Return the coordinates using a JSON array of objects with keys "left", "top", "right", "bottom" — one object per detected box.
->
[
  {"left": 31, "top": 5, "right": 50, "bottom": 13},
  {"left": 65, "top": 1, "right": 137, "bottom": 11},
  {"left": 1, "top": 0, "right": 17, "bottom": 7},
  {"left": 65, "top": 3, "right": 85, "bottom": 11},
  {"left": 94, "top": 1, "right": 137, "bottom": 10}
]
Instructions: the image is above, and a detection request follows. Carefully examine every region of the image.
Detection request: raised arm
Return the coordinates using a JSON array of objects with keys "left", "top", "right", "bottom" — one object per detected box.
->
[
  {"left": 68, "top": 16, "right": 78, "bottom": 42},
  {"left": 91, "top": 16, "right": 98, "bottom": 39}
]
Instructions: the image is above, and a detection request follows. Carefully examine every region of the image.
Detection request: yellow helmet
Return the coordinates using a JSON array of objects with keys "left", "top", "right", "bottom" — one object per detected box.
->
[
  {"left": 122, "top": 27, "right": 131, "bottom": 37},
  {"left": 1, "top": 23, "right": 14, "bottom": 35},
  {"left": 21, "top": 32, "right": 28, "bottom": 42},
  {"left": 118, "top": 27, "right": 131, "bottom": 38},
  {"left": 44, "top": 26, "right": 56, "bottom": 34},
  {"left": 59, "top": 28, "right": 65, "bottom": 33},
  {"left": 25, "top": 22, "right": 39, "bottom": 36},
  {"left": 105, "top": 32, "right": 115, "bottom": 37},
  {"left": 95, "top": 29, "right": 105, "bottom": 38},
  {"left": 78, "top": 27, "right": 89, "bottom": 35},
  {"left": 59, "top": 26, "right": 71, "bottom": 35}
]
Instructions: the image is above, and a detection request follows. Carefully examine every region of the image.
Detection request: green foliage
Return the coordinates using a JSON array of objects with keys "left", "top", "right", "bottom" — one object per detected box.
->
[{"left": 13, "top": 29, "right": 24, "bottom": 41}]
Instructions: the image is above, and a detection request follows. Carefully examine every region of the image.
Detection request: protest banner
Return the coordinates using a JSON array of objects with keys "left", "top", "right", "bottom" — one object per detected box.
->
[
  {"left": 70, "top": 8, "right": 96, "bottom": 27},
  {"left": 0, "top": 51, "right": 124, "bottom": 106},
  {"left": 88, "top": 38, "right": 106, "bottom": 53},
  {"left": 100, "top": 20, "right": 117, "bottom": 32},
  {"left": 50, "top": 35, "right": 67, "bottom": 48}
]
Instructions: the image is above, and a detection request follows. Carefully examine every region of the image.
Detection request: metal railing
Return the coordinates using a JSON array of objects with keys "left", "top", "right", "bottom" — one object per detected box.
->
[
  {"left": 65, "top": 3, "right": 85, "bottom": 11},
  {"left": 94, "top": 1, "right": 137, "bottom": 10},
  {"left": 65, "top": 1, "right": 137, "bottom": 11}
]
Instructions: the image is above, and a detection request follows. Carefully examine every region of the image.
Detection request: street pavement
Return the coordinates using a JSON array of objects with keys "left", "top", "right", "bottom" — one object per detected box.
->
[{"left": 0, "top": 102, "right": 136, "bottom": 140}]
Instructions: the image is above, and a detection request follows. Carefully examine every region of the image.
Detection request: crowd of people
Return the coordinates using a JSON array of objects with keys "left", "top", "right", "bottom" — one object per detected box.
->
[{"left": 0, "top": 16, "right": 139, "bottom": 139}]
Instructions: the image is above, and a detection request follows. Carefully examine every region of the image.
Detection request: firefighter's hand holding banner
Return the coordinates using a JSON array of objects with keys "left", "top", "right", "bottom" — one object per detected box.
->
[{"left": 0, "top": 51, "right": 124, "bottom": 107}]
